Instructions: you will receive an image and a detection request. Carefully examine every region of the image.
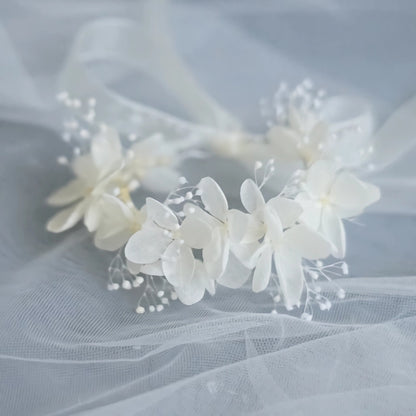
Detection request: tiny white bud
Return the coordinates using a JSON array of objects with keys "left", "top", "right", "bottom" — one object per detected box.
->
[
  {"left": 134, "top": 276, "right": 144, "bottom": 286},
  {"left": 337, "top": 288, "right": 346, "bottom": 299},
  {"left": 132, "top": 279, "right": 141, "bottom": 288},
  {"left": 61, "top": 132, "right": 71, "bottom": 142},
  {"left": 57, "top": 156, "right": 68, "bottom": 165},
  {"left": 157, "top": 291, "right": 165, "bottom": 298},
  {"left": 185, "top": 192, "right": 193, "bottom": 200},
  {"left": 128, "top": 179, "right": 140, "bottom": 191},
  {"left": 79, "top": 129, "right": 90, "bottom": 139},
  {"left": 156, "top": 305, "right": 164, "bottom": 312},
  {"left": 136, "top": 306, "right": 145, "bottom": 314},
  {"left": 56, "top": 91, "right": 69, "bottom": 101},
  {"left": 309, "top": 271, "right": 319, "bottom": 280},
  {"left": 149, "top": 305, "right": 156, "bottom": 312},
  {"left": 178, "top": 176, "right": 187, "bottom": 185},
  {"left": 301, "top": 312, "right": 313, "bottom": 321},
  {"left": 122, "top": 280, "right": 132, "bottom": 290},
  {"left": 255, "top": 161, "right": 263, "bottom": 169},
  {"left": 128, "top": 133, "right": 137, "bottom": 142},
  {"left": 171, "top": 292, "right": 178, "bottom": 300}
]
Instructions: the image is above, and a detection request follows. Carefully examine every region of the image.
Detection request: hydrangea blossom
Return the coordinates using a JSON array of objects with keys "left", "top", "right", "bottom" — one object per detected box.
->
[
  {"left": 47, "top": 127, "right": 123, "bottom": 233},
  {"left": 125, "top": 198, "right": 214, "bottom": 304},
  {"left": 47, "top": 128, "right": 182, "bottom": 234},
  {"left": 230, "top": 179, "right": 332, "bottom": 309},
  {"left": 296, "top": 160, "right": 380, "bottom": 257}
]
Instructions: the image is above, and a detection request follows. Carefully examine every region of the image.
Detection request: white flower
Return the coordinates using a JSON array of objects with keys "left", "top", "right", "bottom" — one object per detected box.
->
[
  {"left": 267, "top": 106, "right": 329, "bottom": 168},
  {"left": 46, "top": 127, "right": 123, "bottom": 233},
  {"left": 174, "top": 260, "right": 216, "bottom": 305},
  {"left": 125, "top": 197, "right": 211, "bottom": 291},
  {"left": 267, "top": 97, "right": 375, "bottom": 169},
  {"left": 236, "top": 179, "right": 332, "bottom": 309},
  {"left": 296, "top": 160, "right": 380, "bottom": 258},
  {"left": 184, "top": 177, "right": 261, "bottom": 288},
  {"left": 124, "top": 134, "right": 181, "bottom": 193},
  {"left": 92, "top": 194, "right": 146, "bottom": 251}
]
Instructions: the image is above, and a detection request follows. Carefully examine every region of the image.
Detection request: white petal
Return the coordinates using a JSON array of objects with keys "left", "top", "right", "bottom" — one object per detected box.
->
[
  {"left": 306, "top": 160, "right": 337, "bottom": 198},
  {"left": 99, "top": 194, "right": 136, "bottom": 224},
  {"left": 91, "top": 127, "right": 123, "bottom": 175},
  {"left": 46, "top": 200, "right": 87, "bottom": 233},
  {"left": 83, "top": 200, "right": 102, "bottom": 232},
  {"left": 240, "top": 179, "right": 265, "bottom": 213},
  {"left": 180, "top": 215, "right": 212, "bottom": 249},
  {"left": 72, "top": 154, "right": 99, "bottom": 185},
  {"left": 47, "top": 179, "right": 87, "bottom": 206},
  {"left": 296, "top": 192, "right": 322, "bottom": 229},
  {"left": 252, "top": 245, "right": 272, "bottom": 292},
  {"left": 140, "top": 167, "right": 181, "bottom": 193},
  {"left": 126, "top": 260, "right": 164, "bottom": 276},
  {"left": 92, "top": 196, "right": 139, "bottom": 250},
  {"left": 146, "top": 197, "right": 178, "bottom": 230},
  {"left": 302, "top": 121, "right": 328, "bottom": 164},
  {"left": 197, "top": 177, "right": 228, "bottom": 221},
  {"left": 203, "top": 228, "right": 229, "bottom": 279},
  {"left": 205, "top": 278, "right": 216, "bottom": 296},
  {"left": 174, "top": 261, "right": 207, "bottom": 305},
  {"left": 203, "top": 227, "right": 222, "bottom": 264},
  {"left": 282, "top": 224, "right": 331, "bottom": 260},
  {"left": 267, "top": 197, "right": 303, "bottom": 228},
  {"left": 227, "top": 209, "right": 264, "bottom": 243},
  {"left": 217, "top": 252, "right": 251, "bottom": 289},
  {"left": 184, "top": 203, "right": 221, "bottom": 229},
  {"left": 162, "top": 241, "right": 195, "bottom": 287},
  {"left": 274, "top": 249, "right": 304, "bottom": 310},
  {"left": 330, "top": 172, "right": 380, "bottom": 217},
  {"left": 125, "top": 227, "right": 170, "bottom": 264},
  {"left": 321, "top": 207, "right": 346, "bottom": 258},
  {"left": 94, "top": 228, "right": 133, "bottom": 251},
  {"left": 140, "top": 261, "right": 164, "bottom": 276},
  {"left": 126, "top": 260, "right": 142, "bottom": 275},
  {"left": 264, "top": 208, "right": 283, "bottom": 245},
  {"left": 231, "top": 241, "right": 263, "bottom": 269}
]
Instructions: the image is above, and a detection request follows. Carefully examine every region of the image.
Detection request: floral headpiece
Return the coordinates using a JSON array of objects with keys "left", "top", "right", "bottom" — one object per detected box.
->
[{"left": 47, "top": 80, "right": 381, "bottom": 318}]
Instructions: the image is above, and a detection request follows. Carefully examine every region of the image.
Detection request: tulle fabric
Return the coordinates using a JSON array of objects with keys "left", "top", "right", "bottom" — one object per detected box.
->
[{"left": 1, "top": 1, "right": 416, "bottom": 415}]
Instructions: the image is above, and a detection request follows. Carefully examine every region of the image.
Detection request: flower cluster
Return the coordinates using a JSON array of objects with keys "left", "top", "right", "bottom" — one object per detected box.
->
[
  {"left": 123, "top": 164, "right": 378, "bottom": 309},
  {"left": 47, "top": 83, "right": 381, "bottom": 315},
  {"left": 47, "top": 125, "right": 182, "bottom": 249}
]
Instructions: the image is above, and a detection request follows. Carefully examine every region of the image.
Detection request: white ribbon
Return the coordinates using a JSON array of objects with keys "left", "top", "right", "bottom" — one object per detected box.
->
[
  {"left": 58, "top": 1, "right": 416, "bottom": 214},
  {"left": 59, "top": 0, "right": 240, "bottom": 141}
]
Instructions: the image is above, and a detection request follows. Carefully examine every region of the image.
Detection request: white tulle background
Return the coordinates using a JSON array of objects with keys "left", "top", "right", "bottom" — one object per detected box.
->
[{"left": 1, "top": 1, "right": 416, "bottom": 415}]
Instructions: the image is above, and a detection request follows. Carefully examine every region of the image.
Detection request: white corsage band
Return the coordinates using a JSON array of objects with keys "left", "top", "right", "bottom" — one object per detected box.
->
[{"left": 46, "top": 83, "right": 381, "bottom": 317}]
